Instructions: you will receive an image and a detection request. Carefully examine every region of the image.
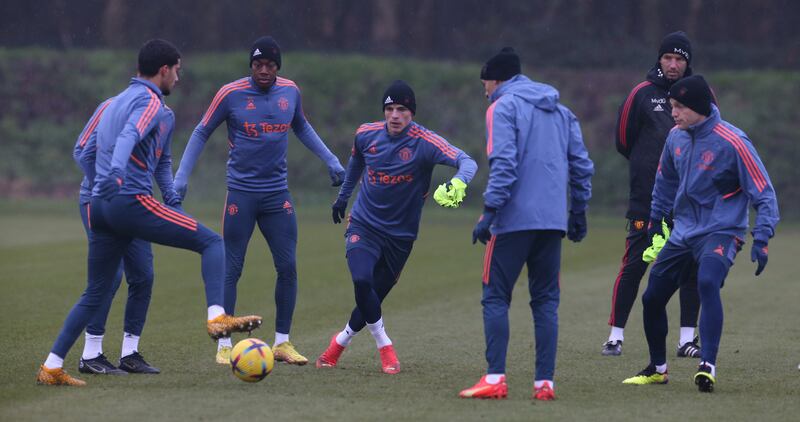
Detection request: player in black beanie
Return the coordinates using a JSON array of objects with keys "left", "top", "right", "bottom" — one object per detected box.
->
[
  {"left": 668, "top": 75, "right": 713, "bottom": 130},
  {"left": 382, "top": 80, "right": 416, "bottom": 115},
  {"left": 250, "top": 36, "right": 281, "bottom": 68},
  {"left": 659, "top": 31, "right": 692, "bottom": 65},
  {"left": 480, "top": 47, "right": 521, "bottom": 82},
  {"left": 602, "top": 30, "right": 702, "bottom": 360}
]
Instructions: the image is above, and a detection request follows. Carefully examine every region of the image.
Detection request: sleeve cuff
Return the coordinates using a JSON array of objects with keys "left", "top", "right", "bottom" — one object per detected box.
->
[{"left": 752, "top": 231, "right": 771, "bottom": 244}]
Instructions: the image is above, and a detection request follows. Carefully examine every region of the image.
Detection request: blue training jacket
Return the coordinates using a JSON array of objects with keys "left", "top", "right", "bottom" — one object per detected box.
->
[
  {"left": 483, "top": 74, "right": 594, "bottom": 235},
  {"left": 337, "top": 121, "right": 477, "bottom": 239},
  {"left": 90, "top": 78, "right": 178, "bottom": 202},
  {"left": 73, "top": 97, "right": 113, "bottom": 205},
  {"left": 174, "top": 76, "right": 342, "bottom": 194},
  {"left": 651, "top": 105, "right": 779, "bottom": 244}
]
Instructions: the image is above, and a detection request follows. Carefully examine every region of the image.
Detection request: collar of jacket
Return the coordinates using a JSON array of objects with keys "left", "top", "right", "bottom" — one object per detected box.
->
[
  {"left": 685, "top": 104, "right": 721, "bottom": 138},
  {"left": 490, "top": 73, "right": 527, "bottom": 103},
  {"left": 130, "top": 77, "right": 164, "bottom": 98}
]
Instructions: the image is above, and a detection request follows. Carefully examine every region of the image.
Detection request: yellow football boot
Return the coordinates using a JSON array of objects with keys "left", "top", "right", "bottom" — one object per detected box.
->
[
  {"left": 622, "top": 365, "right": 668, "bottom": 385},
  {"left": 36, "top": 365, "right": 87, "bottom": 386},
  {"left": 207, "top": 314, "right": 262, "bottom": 339},
  {"left": 272, "top": 341, "right": 308, "bottom": 365},
  {"left": 216, "top": 346, "right": 232, "bottom": 365}
]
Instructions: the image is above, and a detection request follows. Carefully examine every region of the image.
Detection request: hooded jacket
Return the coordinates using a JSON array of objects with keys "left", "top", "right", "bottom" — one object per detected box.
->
[
  {"left": 651, "top": 105, "right": 779, "bottom": 244},
  {"left": 483, "top": 74, "right": 594, "bottom": 235}
]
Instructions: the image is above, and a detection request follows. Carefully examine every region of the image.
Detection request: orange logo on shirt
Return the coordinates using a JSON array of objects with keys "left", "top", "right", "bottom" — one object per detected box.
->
[
  {"left": 243, "top": 121, "right": 290, "bottom": 137},
  {"left": 367, "top": 168, "right": 413, "bottom": 185},
  {"left": 246, "top": 97, "right": 256, "bottom": 110},
  {"left": 634, "top": 220, "right": 645, "bottom": 230}
]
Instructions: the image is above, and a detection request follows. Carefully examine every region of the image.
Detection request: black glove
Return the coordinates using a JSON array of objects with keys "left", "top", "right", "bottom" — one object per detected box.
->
[
  {"left": 566, "top": 211, "right": 587, "bottom": 242},
  {"left": 331, "top": 197, "right": 348, "bottom": 224},
  {"left": 750, "top": 239, "right": 768, "bottom": 276},
  {"left": 97, "top": 168, "right": 124, "bottom": 200},
  {"left": 647, "top": 217, "right": 665, "bottom": 240},
  {"left": 472, "top": 208, "right": 497, "bottom": 245}
]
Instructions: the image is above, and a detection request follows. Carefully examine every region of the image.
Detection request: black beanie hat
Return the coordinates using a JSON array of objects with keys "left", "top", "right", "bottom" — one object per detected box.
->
[
  {"left": 481, "top": 47, "right": 521, "bottom": 81},
  {"left": 659, "top": 31, "right": 692, "bottom": 64},
  {"left": 382, "top": 80, "right": 416, "bottom": 115},
  {"left": 250, "top": 36, "right": 281, "bottom": 69},
  {"left": 668, "top": 74, "right": 712, "bottom": 116}
]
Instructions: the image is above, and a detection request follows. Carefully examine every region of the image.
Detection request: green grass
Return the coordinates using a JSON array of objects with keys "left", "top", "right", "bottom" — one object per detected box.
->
[{"left": 0, "top": 199, "right": 798, "bottom": 421}]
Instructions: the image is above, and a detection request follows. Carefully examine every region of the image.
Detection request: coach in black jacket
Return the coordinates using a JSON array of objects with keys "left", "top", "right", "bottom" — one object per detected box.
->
[{"left": 602, "top": 31, "right": 701, "bottom": 357}]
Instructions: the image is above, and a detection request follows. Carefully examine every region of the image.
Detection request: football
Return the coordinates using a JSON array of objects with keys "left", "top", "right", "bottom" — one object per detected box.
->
[{"left": 230, "top": 338, "right": 274, "bottom": 382}]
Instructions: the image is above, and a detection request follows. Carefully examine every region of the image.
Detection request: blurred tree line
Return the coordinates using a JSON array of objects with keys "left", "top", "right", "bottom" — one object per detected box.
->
[
  {"left": 1, "top": 0, "right": 798, "bottom": 69},
  {"left": 1, "top": 49, "right": 797, "bottom": 218}
]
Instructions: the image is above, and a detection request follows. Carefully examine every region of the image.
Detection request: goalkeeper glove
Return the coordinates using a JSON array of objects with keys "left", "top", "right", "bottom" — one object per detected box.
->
[
  {"left": 433, "top": 178, "right": 467, "bottom": 208},
  {"left": 643, "top": 219, "right": 671, "bottom": 263}
]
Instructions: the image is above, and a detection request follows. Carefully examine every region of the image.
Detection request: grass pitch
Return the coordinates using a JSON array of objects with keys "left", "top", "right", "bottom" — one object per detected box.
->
[{"left": 0, "top": 199, "right": 798, "bottom": 421}]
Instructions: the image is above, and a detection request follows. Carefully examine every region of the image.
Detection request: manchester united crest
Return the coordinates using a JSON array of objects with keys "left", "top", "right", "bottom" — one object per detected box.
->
[
  {"left": 278, "top": 97, "right": 289, "bottom": 111},
  {"left": 701, "top": 150, "right": 714, "bottom": 164},
  {"left": 398, "top": 147, "right": 413, "bottom": 161}
]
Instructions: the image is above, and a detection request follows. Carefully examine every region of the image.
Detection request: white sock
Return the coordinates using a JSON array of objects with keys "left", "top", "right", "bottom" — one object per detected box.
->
[
  {"left": 534, "top": 380, "right": 554, "bottom": 389},
  {"left": 701, "top": 361, "right": 717, "bottom": 377},
  {"left": 609, "top": 326, "right": 624, "bottom": 343},
  {"left": 679, "top": 327, "right": 696, "bottom": 346},
  {"left": 486, "top": 373, "right": 505, "bottom": 384},
  {"left": 366, "top": 318, "right": 392, "bottom": 349},
  {"left": 82, "top": 333, "right": 103, "bottom": 360},
  {"left": 335, "top": 323, "right": 358, "bottom": 347},
  {"left": 655, "top": 363, "right": 668, "bottom": 374},
  {"left": 207, "top": 305, "right": 225, "bottom": 321},
  {"left": 121, "top": 332, "right": 139, "bottom": 358},
  {"left": 44, "top": 353, "right": 64, "bottom": 369},
  {"left": 218, "top": 337, "right": 232, "bottom": 349},
  {"left": 275, "top": 332, "right": 289, "bottom": 346}
]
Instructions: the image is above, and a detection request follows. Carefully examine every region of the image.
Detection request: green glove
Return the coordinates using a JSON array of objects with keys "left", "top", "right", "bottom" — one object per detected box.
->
[
  {"left": 433, "top": 178, "right": 467, "bottom": 208},
  {"left": 642, "top": 219, "right": 671, "bottom": 263}
]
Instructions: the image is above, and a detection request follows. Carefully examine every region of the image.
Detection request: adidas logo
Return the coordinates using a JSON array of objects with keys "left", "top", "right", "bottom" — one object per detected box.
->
[
  {"left": 653, "top": 104, "right": 664, "bottom": 112},
  {"left": 384, "top": 96, "right": 393, "bottom": 104},
  {"left": 253, "top": 48, "right": 262, "bottom": 57}
]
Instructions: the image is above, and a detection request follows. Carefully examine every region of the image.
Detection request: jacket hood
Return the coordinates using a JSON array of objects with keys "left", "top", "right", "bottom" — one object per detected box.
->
[
  {"left": 490, "top": 74, "right": 559, "bottom": 112},
  {"left": 646, "top": 63, "right": 693, "bottom": 90}
]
